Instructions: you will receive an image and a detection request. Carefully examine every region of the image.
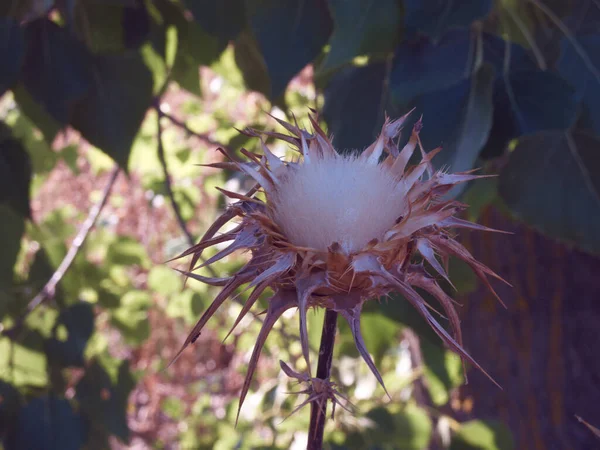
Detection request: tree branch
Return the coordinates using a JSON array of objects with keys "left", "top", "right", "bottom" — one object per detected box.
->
[{"left": 1, "top": 163, "right": 120, "bottom": 339}]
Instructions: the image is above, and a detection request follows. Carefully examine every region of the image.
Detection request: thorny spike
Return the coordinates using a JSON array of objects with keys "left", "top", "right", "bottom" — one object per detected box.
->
[
  {"left": 223, "top": 281, "right": 270, "bottom": 342},
  {"left": 168, "top": 272, "right": 254, "bottom": 368},
  {"left": 236, "top": 291, "right": 296, "bottom": 424},
  {"left": 340, "top": 306, "right": 391, "bottom": 399},
  {"left": 416, "top": 238, "right": 455, "bottom": 289}
]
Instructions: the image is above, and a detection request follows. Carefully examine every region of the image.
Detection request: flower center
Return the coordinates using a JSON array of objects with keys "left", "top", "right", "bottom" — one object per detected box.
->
[{"left": 270, "top": 154, "right": 406, "bottom": 253}]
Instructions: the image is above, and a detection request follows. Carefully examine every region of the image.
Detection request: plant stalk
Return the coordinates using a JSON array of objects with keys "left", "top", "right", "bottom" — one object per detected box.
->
[{"left": 307, "top": 309, "right": 338, "bottom": 450}]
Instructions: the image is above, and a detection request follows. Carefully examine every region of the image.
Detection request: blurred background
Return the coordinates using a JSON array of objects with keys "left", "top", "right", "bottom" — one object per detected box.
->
[{"left": 1, "top": 0, "right": 599, "bottom": 449}]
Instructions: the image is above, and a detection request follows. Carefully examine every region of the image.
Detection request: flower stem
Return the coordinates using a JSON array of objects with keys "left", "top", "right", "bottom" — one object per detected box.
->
[{"left": 307, "top": 309, "right": 338, "bottom": 450}]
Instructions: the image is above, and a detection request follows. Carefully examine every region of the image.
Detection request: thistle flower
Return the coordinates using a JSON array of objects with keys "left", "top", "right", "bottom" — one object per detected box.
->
[{"left": 171, "top": 111, "right": 509, "bottom": 419}]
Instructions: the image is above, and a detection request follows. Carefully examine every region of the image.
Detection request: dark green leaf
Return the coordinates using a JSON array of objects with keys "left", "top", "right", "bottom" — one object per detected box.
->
[
  {"left": 12, "top": 84, "right": 62, "bottom": 146},
  {"left": 490, "top": 70, "right": 578, "bottom": 149},
  {"left": 182, "top": 0, "right": 246, "bottom": 44},
  {"left": 171, "top": 18, "right": 223, "bottom": 95},
  {"left": 234, "top": 29, "right": 271, "bottom": 97},
  {"left": 245, "top": 0, "right": 333, "bottom": 99},
  {"left": 451, "top": 420, "right": 513, "bottom": 450},
  {"left": 320, "top": 0, "right": 400, "bottom": 73},
  {"left": 0, "top": 123, "right": 32, "bottom": 218},
  {"left": 323, "top": 62, "right": 394, "bottom": 152},
  {"left": 421, "top": 63, "right": 494, "bottom": 179},
  {"left": 4, "top": 397, "right": 88, "bottom": 450},
  {"left": 21, "top": 19, "right": 92, "bottom": 124},
  {"left": 122, "top": 0, "right": 151, "bottom": 49},
  {"left": 0, "top": 381, "right": 21, "bottom": 440},
  {"left": 70, "top": 52, "right": 154, "bottom": 168},
  {"left": 0, "top": 205, "right": 24, "bottom": 286},
  {"left": 404, "top": 0, "right": 493, "bottom": 40},
  {"left": 390, "top": 31, "right": 473, "bottom": 103},
  {"left": 558, "top": 34, "right": 600, "bottom": 135},
  {"left": 499, "top": 131, "right": 600, "bottom": 255},
  {"left": 75, "top": 360, "right": 135, "bottom": 441},
  {"left": 0, "top": 18, "right": 24, "bottom": 96},
  {"left": 421, "top": 339, "right": 463, "bottom": 406},
  {"left": 45, "top": 303, "right": 95, "bottom": 368}
]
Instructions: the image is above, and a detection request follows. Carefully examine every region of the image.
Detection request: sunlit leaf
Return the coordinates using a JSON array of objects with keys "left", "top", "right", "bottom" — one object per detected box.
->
[{"left": 451, "top": 420, "right": 513, "bottom": 450}]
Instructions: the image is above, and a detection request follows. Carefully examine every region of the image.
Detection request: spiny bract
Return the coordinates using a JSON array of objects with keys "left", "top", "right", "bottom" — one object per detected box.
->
[{"left": 170, "top": 111, "right": 509, "bottom": 420}]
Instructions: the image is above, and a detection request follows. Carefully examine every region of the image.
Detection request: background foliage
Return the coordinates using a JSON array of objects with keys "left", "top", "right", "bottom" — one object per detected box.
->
[{"left": 1, "top": 0, "right": 599, "bottom": 449}]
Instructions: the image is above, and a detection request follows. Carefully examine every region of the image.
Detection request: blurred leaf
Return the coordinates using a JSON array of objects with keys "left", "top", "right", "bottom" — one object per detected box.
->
[
  {"left": 171, "top": 19, "right": 222, "bottom": 95},
  {"left": 21, "top": 19, "right": 92, "bottom": 124},
  {"left": 0, "top": 333, "right": 48, "bottom": 387},
  {"left": 558, "top": 34, "right": 600, "bottom": 135},
  {"left": 323, "top": 62, "right": 393, "bottom": 152},
  {"left": 12, "top": 85, "right": 62, "bottom": 147},
  {"left": 244, "top": 0, "right": 333, "bottom": 99},
  {"left": 111, "top": 291, "right": 151, "bottom": 345},
  {"left": 451, "top": 420, "right": 513, "bottom": 450},
  {"left": 404, "top": 0, "right": 493, "bottom": 40},
  {"left": 0, "top": 123, "right": 32, "bottom": 218},
  {"left": 360, "top": 312, "right": 400, "bottom": 365},
  {"left": 3, "top": 396, "right": 88, "bottom": 450},
  {"left": 147, "top": 266, "right": 181, "bottom": 296},
  {"left": 0, "top": 18, "right": 24, "bottom": 95},
  {"left": 462, "top": 178, "right": 498, "bottom": 222},
  {"left": 379, "top": 293, "right": 439, "bottom": 346},
  {"left": 75, "top": 359, "right": 135, "bottom": 442},
  {"left": 182, "top": 0, "right": 246, "bottom": 44},
  {"left": 234, "top": 29, "right": 271, "bottom": 98},
  {"left": 45, "top": 303, "right": 95, "bottom": 368},
  {"left": 73, "top": 0, "right": 128, "bottom": 53},
  {"left": 122, "top": 0, "right": 151, "bottom": 49},
  {"left": 106, "top": 236, "right": 150, "bottom": 268},
  {"left": 0, "top": 205, "right": 24, "bottom": 286},
  {"left": 70, "top": 52, "right": 154, "bottom": 169},
  {"left": 344, "top": 404, "right": 432, "bottom": 449},
  {"left": 421, "top": 339, "right": 463, "bottom": 406},
  {"left": 320, "top": 0, "right": 400, "bottom": 73},
  {"left": 499, "top": 131, "right": 600, "bottom": 255}
]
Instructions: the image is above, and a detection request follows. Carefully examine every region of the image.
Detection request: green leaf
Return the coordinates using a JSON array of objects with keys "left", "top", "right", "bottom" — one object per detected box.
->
[
  {"left": 407, "top": 63, "right": 495, "bottom": 185},
  {"left": 0, "top": 123, "right": 32, "bottom": 218},
  {"left": 323, "top": 62, "right": 394, "bottom": 152},
  {"left": 147, "top": 266, "right": 181, "bottom": 296},
  {"left": 360, "top": 312, "right": 400, "bottom": 365},
  {"left": 345, "top": 404, "right": 432, "bottom": 449},
  {"left": 420, "top": 339, "right": 463, "bottom": 406},
  {"left": 75, "top": 360, "right": 134, "bottom": 442},
  {"left": 69, "top": 52, "right": 154, "bottom": 168},
  {"left": 4, "top": 397, "right": 88, "bottom": 450},
  {"left": 0, "top": 205, "right": 24, "bottom": 287},
  {"left": 172, "top": 19, "right": 222, "bottom": 95},
  {"left": 423, "top": 63, "right": 495, "bottom": 196},
  {"left": 0, "top": 18, "right": 24, "bottom": 95},
  {"left": 12, "top": 84, "right": 62, "bottom": 147},
  {"left": 106, "top": 236, "right": 150, "bottom": 268},
  {"left": 319, "top": 0, "right": 400, "bottom": 73},
  {"left": 244, "top": 0, "right": 333, "bottom": 99},
  {"left": 498, "top": 131, "right": 600, "bottom": 255},
  {"left": 0, "top": 333, "right": 48, "bottom": 387},
  {"left": 111, "top": 291, "right": 151, "bottom": 345},
  {"left": 451, "top": 420, "right": 513, "bottom": 450},
  {"left": 21, "top": 19, "right": 92, "bottom": 124},
  {"left": 45, "top": 302, "right": 95, "bottom": 368},
  {"left": 165, "top": 290, "right": 206, "bottom": 324}
]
